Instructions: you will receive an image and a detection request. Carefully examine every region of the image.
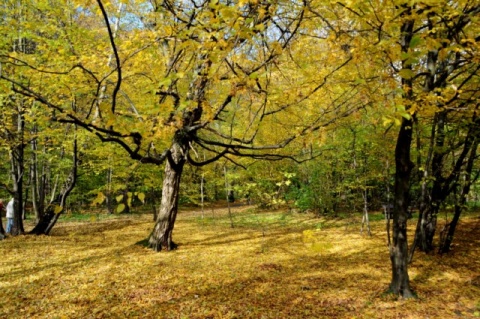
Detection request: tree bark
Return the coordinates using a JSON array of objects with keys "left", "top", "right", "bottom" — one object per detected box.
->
[
  {"left": 387, "top": 5, "right": 416, "bottom": 298},
  {"left": 148, "top": 135, "right": 188, "bottom": 251},
  {"left": 389, "top": 117, "right": 415, "bottom": 298}
]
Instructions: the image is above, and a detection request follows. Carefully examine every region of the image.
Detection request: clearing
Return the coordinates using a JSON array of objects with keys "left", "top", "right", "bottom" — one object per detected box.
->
[{"left": 1, "top": 206, "right": 479, "bottom": 318}]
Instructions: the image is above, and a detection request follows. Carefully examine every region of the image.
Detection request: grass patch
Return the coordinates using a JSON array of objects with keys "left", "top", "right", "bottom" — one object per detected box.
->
[{"left": 1, "top": 207, "right": 479, "bottom": 318}]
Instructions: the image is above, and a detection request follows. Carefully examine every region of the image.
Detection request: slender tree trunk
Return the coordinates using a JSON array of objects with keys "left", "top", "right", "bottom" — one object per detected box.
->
[
  {"left": 416, "top": 111, "right": 447, "bottom": 252},
  {"left": 439, "top": 140, "right": 478, "bottom": 253},
  {"left": 361, "top": 189, "right": 371, "bottom": 236},
  {"left": 30, "top": 127, "right": 41, "bottom": 222},
  {"left": 23, "top": 186, "right": 28, "bottom": 220},
  {"left": 224, "top": 166, "right": 234, "bottom": 228},
  {"left": 30, "top": 138, "right": 78, "bottom": 235},
  {"left": 200, "top": 173, "right": 205, "bottom": 219},
  {"left": 413, "top": 112, "right": 479, "bottom": 255},
  {"left": 0, "top": 209, "right": 5, "bottom": 238},
  {"left": 384, "top": 159, "right": 393, "bottom": 245},
  {"left": 10, "top": 111, "right": 26, "bottom": 236},
  {"left": 148, "top": 137, "right": 188, "bottom": 251},
  {"left": 105, "top": 166, "right": 114, "bottom": 214}
]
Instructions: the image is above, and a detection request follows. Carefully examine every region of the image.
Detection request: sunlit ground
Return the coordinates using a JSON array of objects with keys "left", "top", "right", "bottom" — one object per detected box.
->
[{"left": 1, "top": 206, "right": 479, "bottom": 318}]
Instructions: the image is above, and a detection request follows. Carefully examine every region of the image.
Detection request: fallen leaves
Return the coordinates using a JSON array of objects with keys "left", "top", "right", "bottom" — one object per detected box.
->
[{"left": 0, "top": 208, "right": 479, "bottom": 318}]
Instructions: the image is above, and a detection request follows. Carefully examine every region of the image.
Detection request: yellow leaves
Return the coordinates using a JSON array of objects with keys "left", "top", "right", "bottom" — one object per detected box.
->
[
  {"left": 1, "top": 210, "right": 480, "bottom": 317},
  {"left": 302, "top": 229, "right": 316, "bottom": 244},
  {"left": 137, "top": 192, "right": 145, "bottom": 203},
  {"left": 219, "top": 7, "right": 236, "bottom": 20},
  {"left": 116, "top": 203, "right": 126, "bottom": 213},
  {"left": 92, "top": 192, "right": 106, "bottom": 206},
  {"left": 254, "top": 23, "right": 265, "bottom": 31},
  {"left": 270, "top": 41, "right": 283, "bottom": 54},
  {"left": 53, "top": 205, "right": 63, "bottom": 215}
]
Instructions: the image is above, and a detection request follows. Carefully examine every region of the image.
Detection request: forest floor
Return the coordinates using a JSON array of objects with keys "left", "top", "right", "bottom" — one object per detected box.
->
[{"left": 1, "top": 205, "right": 479, "bottom": 319}]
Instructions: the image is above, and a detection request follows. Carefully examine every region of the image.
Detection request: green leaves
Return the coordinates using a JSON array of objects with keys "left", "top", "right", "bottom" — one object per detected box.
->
[
  {"left": 398, "top": 69, "right": 415, "bottom": 80},
  {"left": 409, "top": 35, "right": 422, "bottom": 48}
]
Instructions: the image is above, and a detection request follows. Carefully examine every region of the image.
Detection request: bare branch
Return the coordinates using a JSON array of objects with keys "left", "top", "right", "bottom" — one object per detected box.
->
[{"left": 96, "top": 0, "right": 122, "bottom": 114}]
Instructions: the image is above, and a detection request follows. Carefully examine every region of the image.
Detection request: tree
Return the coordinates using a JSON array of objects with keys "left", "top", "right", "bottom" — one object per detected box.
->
[
  {"left": 336, "top": 0, "right": 480, "bottom": 297},
  {"left": 0, "top": 0, "right": 85, "bottom": 235},
  {"left": 1, "top": 0, "right": 359, "bottom": 250},
  {"left": 29, "top": 134, "right": 78, "bottom": 235},
  {"left": 404, "top": 2, "right": 480, "bottom": 256}
]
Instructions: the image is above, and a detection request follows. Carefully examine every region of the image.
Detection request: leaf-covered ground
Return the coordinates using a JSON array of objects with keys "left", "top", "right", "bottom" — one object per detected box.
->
[{"left": 1, "top": 206, "right": 479, "bottom": 318}]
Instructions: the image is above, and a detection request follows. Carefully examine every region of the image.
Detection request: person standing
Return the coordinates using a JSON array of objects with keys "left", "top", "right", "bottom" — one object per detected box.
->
[
  {"left": 6, "top": 198, "right": 14, "bottom": 234},
  {"left": 0, "top": 199, "right": 5, "bottom": 237}
]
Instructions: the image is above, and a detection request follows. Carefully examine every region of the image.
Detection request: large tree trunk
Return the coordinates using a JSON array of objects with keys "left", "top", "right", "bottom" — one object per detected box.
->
[
  {"left": 148, "top": 136, "right": 188, "bottom": 251},
  {"left": 389, "top": 118, "right": 415, "bottom": 298},
  {"left": 388, "top": 6, "right": 415, "bottom": 298}
]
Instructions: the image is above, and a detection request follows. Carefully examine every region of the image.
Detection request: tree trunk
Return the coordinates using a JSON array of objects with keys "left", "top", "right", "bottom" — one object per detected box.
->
[
  {"left": 417, "top": 205, "right": 438, "bottom": 252},
  {"left": 413, "top": 112, "right": 479, "bottom": 255},
  {"left": 388, "top": 7, "right": 416, "bottom": 298},
  {"left": 389, "top": 117, "right": 415, "bottom": 298},
  {"left": 105, "top": 166, "right": 115, "bottom": 214},
  {"left": 10, "top": 111, "right": 26, "bottom": 236},
  {"left": 439, "top": 140, "right": 478, "bottom": 253},
  {"left": 361, "top": 189, "right": 371, "bottom": 236},
  {"left": 30, "top": 126, "right": 40, "bottom": 222},
  {"left": 224, "top": 166, "right": 234, "bottom": 228},
  {"left": 148, "top": 137, "right": 188, "bottom": 251},
  {"left": 121, "top": 187, "right": 131, "bottom": 214},
  {"left": 23, "top": 186, "right": 29, "bottom": 220},
  {"left": 29, "top": 199, "right": 62, "bottom": 235},
  {"left": 416, "top": 111, "right": 447, "bottom": 252},
  {"left": 0, "top": 208, "right": 5, "bottom": 238},
  {"left": 30, "top": 138, "right": 78, "bottom": 235}
]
